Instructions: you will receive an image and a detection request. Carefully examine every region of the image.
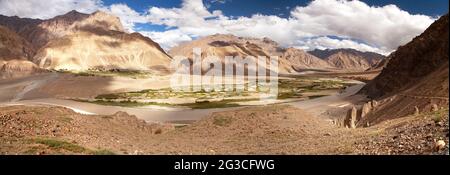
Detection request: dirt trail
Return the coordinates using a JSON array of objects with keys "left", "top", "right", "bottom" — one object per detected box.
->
[
  {"left": 398, "top": 93, "right": 449, "bottom": 101},
  {"left": 290, "top": 84, "right": 366, "bottom": 116},
  {"left": 10, "top": 73, "right": 58, "bottom": 102}
]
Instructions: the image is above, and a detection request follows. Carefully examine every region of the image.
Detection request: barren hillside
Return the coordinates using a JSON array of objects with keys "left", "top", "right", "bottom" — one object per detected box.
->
[
  {"left": 169, "top": 34, "right": 333, "bottom": 73},
  {"left": 0, "top": 25, "right": 43, "bottom": 79},
  {"left": 0, "top": 10, "right": 172, "bottom": 73},
  {"left": 309, "top": 48, "right": 385, "bottom": 71},
  {"left": 357, "top": 14, "right": 449, "bottom": 124}
]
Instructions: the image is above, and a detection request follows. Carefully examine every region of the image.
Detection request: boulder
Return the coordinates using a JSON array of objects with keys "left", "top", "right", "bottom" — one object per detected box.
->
[
  {"left": 345, "top": 106, "right": 358, "bottom": 129},
  {"left": 435, "top": 140, "right": 446, "bottom": 151},
  {"left": 431, "top": 104, "right": 439, "bottom": 112},
  {"left": 361, "top": 101, "right": 372, "bottom": 119},
  {"left": 414, "top": 106, "right": 420, "bottom": 115},
  {"left": 371, "top": 100, "right": 378, "bottom": 108}
]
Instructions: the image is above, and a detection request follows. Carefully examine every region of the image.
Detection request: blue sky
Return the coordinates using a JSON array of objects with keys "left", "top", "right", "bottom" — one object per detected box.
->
[
  {"left": 99, "top": 0, "right": 449, "bottom": 50},
  {"left": 102, "top": 0, "right": 448, "bottom": 18},
  {"left": 0, "top": 0, "right": 447, "bottom": 54}
]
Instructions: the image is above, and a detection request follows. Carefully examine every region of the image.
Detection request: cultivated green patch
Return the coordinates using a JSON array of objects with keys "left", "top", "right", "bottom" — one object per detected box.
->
[
  {"left": 82, "top": 77, "right": 354, "bottom": 109},
  {"left": 56, "top": 69, "right": 153, "bottom": 79}
]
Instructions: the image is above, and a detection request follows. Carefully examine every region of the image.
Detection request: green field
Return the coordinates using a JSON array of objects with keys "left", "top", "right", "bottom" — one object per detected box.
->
[{"left": 81, "top": 77, "right": 354, "bottom": 109}]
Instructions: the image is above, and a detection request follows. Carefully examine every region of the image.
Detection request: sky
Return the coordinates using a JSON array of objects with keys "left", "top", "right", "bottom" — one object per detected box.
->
[{"left": 0, "top": 0, "right": 448, "bottom": 55}]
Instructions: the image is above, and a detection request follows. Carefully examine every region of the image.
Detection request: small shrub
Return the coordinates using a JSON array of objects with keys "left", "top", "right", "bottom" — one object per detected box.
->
[
  {"left": 154, "top": 128, "right": 162, "bottom": 134},
  {"left": 33, "top": 138, "right": 88, "bottom": 153},
  {"left": 213, "top": 116, "right": 232, "bottom": 126}
]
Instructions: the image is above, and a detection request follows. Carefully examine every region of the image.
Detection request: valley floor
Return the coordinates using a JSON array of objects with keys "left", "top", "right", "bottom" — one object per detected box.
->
[{"left": 0, "top": 72, "right": 448, "bottom": 155}]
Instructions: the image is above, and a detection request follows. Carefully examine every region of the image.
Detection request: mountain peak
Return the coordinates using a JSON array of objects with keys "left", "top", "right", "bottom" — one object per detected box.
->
[
  {"left": 91, "top": 10, "right": 114, "bottom": 18},
  {"left": 66, "top": 10, "right": 83, "bottom": 15},
  {"left": 60, "top": 10, "right": 88, "bottom": 18}
]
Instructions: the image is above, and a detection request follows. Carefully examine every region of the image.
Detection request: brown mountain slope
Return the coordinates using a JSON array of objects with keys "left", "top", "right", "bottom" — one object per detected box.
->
[
  {"left": 1, "top": 10, "right": 172, "bottom": 73},
  {"left": 367, "top": 55, "right": 391, "bottom": 71},
  {"left": 356, "top": 14, "right": 449, "bottom": 125},
  {"left": 0, "top": 15, "right": 42, "bottom": 35},
  {"left": 0, "top": 60, "right": 45, "bottom": 79},
  {"left": 282, "top": 48, "right": 334, "bottom": 71},
  {"left": 168, "top": 34, "right": 332, "bottom": 73},
  {"left": 325, "top": 51, "right": 371, "bottom": 71},
  {"left": 33, "top": 30, "right": 172, "bottom": 73},
  {"left": 309, "top": 48, "right": 385, "bottom": 71},
  {"left": 360, "top": 14, "right": 449, "bottom": 98},
  {"left": 0, "top": 10, "right": 124, "bottom": 49},
  {"left": 0, "top": 25, "right": 43, "bottom": 79},
  {"left": 0, "top": 25, "right": 35, "bottom": 60}
]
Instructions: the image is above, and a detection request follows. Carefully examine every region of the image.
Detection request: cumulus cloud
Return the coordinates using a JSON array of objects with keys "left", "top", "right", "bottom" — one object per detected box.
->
[
  {"left": 295, "top": 36, "right": 388, "bottom": 55},
  {"left": 146, "top": 0, "right": 295, "bottom": 45},
  {"left": 0, "top": 0, "right": 438, "bottom": 54},
  {"left": 290, "top": 0, "right": 435, "bottom": 53},
  {"left": 102, "top": 3, "right": 147, "bottom": 32},
  {"left": 142, "top": 0, "right": 436, "bottom": 54},
  {"left": 140, "top": 30, "right": 193, "bottom": 50},
  {"left": 0, "top": 0, "right": 103, "bottom": 19}
]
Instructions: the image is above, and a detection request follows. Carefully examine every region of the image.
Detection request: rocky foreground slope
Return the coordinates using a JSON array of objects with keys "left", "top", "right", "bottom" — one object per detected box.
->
[{"left": 0, "top": 105, "right": 447, "bottom": 155}]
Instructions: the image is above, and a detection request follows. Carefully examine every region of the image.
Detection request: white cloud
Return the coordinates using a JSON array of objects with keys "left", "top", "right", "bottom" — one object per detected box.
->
[
  {"left": 0, "top": 0, "right": 438, "bottom": 55},
  {"left": 295, "top": 36, "right": 389, "bottom": 55},
  {"left": 143, "top": 0, "right": 436, "bottom": 54},
  {"left": 140, "top": 30, "right": 193, "bottom": 50},
  {"left": 0, "top": 0, "right": 103, "bottom": 19},
  {"left": 102, "top": 3, "right": 147, "bottom": 32},
  {"left": 0, "top": 0, "right": 145, "bottom": 32},
  {"left": 290, "top": 0, "right": 435, "bottom": 53}
]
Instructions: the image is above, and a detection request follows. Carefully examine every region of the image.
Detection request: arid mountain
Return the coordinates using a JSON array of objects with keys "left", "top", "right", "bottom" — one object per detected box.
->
[
  {"left": 0, "top": 25, "right": 35, "bottom": 60},
  {"left": 33, "top": 29, "right": 171, "bottom": 72},
  {"left": 357, "top": 14, "right": 449, "bottom": 125},
  {"left": 309, "top": 48, "right": 385, "bottom": 71},
  {"left": 367, "top": 54, "right": 392, "bottom": 71},
  {"left": 0, "top": 59, "right": 45, "bottom": 79},
  {"left": 0, "top": 14, "right": 42, "bottom": 36},
  {"left": 0, "top": 10, "right": 171, "bottom": 73},
  {"left": 169, "top": 34, "right": 333, "bottom": 73},
  {"left": 0, "top": 10, "right": 124, "bottom": 49},
  {"left": 361, "top": 14, "right": 448, "bottom": 98},
  {"left": 0, "top": 25, "right": 43, "bottom": 79},
  {"left": 282, "top": 48, "right": 334, "bottom": 71}
]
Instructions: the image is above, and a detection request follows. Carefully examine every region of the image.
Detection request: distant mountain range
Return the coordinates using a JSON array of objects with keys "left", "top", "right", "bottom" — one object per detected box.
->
[
  {"left": 1, "top": 10, "right": 387, "bottom": 79},
  {"left": 308, "top": 48, "right": 385, "bottom": 71},
  {"left": 169, "top": 34, "right": 385, "bottom": 73}
]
